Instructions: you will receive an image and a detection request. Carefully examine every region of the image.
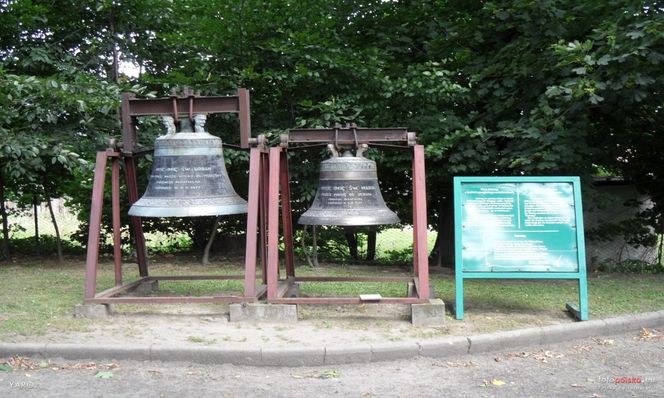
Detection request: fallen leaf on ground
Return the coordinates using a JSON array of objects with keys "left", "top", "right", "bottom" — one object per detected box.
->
[
  {"left": 95, "top": 371, "right": 114, "bottom": 379},
  {"left": 445, "top": 361, "right": 476, "bottom": 368},
  {"left": 319, "top": 370, "right": 340, "bottom": 379},
  {"left": 63, "top": 362, "right": 98, "bottom": 370},
  {"left": 533, "top": 350, "right": 564, "bottom": 363},
  {"left": 574, "top": 344, "right": 593, "bottom": 352},
  {"left": 637, "top": 328, "right": 664, "bottom": 341},
  {"left": 291, "top": 370, "right": 340, "bottom": 379},
  {"left": 491, "top": 379, "right": 507, "bottom": 386},
  {"left": 592, "top": 337, "right": 615, "bottom": 346},
  {"left": 505, "top": 351, "right": 531, "bottom": 359},
  {"left": 3, "top": 356, "right": 39, "bottom": 370}
]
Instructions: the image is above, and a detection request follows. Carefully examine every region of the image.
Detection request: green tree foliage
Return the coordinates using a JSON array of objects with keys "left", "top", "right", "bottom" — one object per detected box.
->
[
  {"left": 0, "top": 71, "right": 120, "bottom": 257},
  {"left": 0, "top": 0, "right": 662, "bottom": 262}
]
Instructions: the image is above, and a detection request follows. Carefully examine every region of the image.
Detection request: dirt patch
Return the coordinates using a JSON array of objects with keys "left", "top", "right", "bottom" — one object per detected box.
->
[{"left": 3, "top": 302, "right": 576, "bottom": 349}]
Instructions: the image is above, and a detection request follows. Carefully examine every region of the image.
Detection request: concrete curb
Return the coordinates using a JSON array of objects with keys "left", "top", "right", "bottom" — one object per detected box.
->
[{"left": 1, "top": 310, "right": 663, "bottom": 367}]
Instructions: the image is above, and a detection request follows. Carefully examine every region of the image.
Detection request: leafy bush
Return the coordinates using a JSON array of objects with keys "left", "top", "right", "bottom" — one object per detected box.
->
[
  {"left": 9, "top": 236, "right": 85, "bottom": 256},
  {"left": 377, "top": 246, "right": 414, "bottom": 265},
  {"left": 145, "top": 233, "right": 193, "bottom": 255},
  {"left": 596, "top": 259, "right": 664, "bottom": 274}
]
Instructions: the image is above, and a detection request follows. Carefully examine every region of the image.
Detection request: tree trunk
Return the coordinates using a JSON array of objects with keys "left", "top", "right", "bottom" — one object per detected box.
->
[
  {"left": 431, "top": 186, "right": 455, "bottom": 269},
  {"left": 430, "top": 231, "right": 443, "bottom": 267},
  {"left": 439, "top": 193, "right": 456, "bottom": 268},
  {"left": 366, "top": 230, "right": 376, "bottom": 261},
  {"left": 109, "top": 7, "right": 120, "bottom": 83},
  {"left": 658, "top": 221, "right": 664, "bottom": 266},
  {"left": 302, "top": 225, "right": 319, "bottom": 267},
  {"left": 0, "top": 172, "right": 10, "bottom": 260},
  {"left": 202, "top": 216, "right": 221, "bottom": 265},
  {"left": 33, "top": 194, "right": 40, "bottom": 255},
  {"left": 46, "top": 198, "right": 64, "bottom": 263},
  {"left": 344, "top": 229, "right": 358, "bottom": 260}
]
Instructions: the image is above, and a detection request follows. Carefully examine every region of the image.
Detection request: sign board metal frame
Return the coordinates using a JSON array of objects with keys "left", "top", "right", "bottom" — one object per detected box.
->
[{"left": 453, "top": 176, "right": 588, "bottom": 321}]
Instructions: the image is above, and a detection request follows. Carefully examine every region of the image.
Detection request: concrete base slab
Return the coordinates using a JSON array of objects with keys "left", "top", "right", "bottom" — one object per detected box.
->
[
  {"left": 133, "top": 280, "right": 159, "bottom": 294},
  {"left": 229, "top": 303, "right": 298, "bottom": 323},
  {"left": 74, "top": 303, "right": 110, "bottom": 319},
  {"left": 411, "top": 299, "right": 445, "bottom": 326}
]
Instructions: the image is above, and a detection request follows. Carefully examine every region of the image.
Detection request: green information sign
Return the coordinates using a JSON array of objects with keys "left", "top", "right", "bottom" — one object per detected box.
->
[
  {"left": 454, "top": 177, "right": 588, "bottom": 321},
  {"left": 460, "top": 181, "right": 579, "bottom": 272}
]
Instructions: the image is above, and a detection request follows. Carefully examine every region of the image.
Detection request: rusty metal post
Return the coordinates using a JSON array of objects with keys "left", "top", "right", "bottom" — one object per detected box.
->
[
  {"left": 259, "top": 151, "right": 269, "bottom": 281},
  {"left": 412, "top": 144, "right": 430, "bottom": 299},
  {"left": 124, "top": 156, "right": 149, "bottom": 277},
  {"left": 84, "top": 152, "right": 109, "bottom": 299},
  {"left": 121, "top": 93, "right": 149, "bottom": 277},
  {"left": 267, "top": 147, "right": 283, "bottom": 300},
  {"left": 120, "top": 93, "right": 136, "bottom": 153},
  {"left": 280, "top": 152, "right": 295, "bottom": 277},
  {"left": 111, "top": 154, "right": 123, "bottom": 286},
  {"left": 243, "top": 146, "right": 261, "bottom": 297},
  {"left": 239, "top": 88, "right": 251, "bottom": 148}
]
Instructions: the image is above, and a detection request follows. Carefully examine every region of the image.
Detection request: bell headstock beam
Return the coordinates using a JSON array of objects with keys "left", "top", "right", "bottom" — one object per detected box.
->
[
  {"left": 283, "top": 124, "right": 417, "bottom": 148},
  {"left": 121, "top": 88, "right": 252, "bottom": 152}
]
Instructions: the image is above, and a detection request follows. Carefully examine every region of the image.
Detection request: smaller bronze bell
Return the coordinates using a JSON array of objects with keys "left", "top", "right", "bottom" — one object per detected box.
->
[
  {"left": 298, "top": 144, "right": 399, "bottom": 226},
  {"left": 128, "top": 114, "right": 247, "bottom": 217}
]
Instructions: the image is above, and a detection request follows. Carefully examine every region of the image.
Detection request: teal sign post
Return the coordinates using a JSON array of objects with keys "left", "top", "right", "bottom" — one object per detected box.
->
[{"left": 454, "top": 176, "right": 588, "bottom": 321}]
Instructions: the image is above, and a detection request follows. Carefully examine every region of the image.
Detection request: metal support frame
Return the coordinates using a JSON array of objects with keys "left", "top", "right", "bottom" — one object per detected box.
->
[
  {"left": 266, "top": 125, "right": 431, "bottom": 304},
  {"left": 83, "top": 88, "right": 268, "bottom": 304}
]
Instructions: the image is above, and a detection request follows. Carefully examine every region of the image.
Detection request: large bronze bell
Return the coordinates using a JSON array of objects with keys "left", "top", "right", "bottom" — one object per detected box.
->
[
  {"left": 298, "top": 144, "right": 399, "bottom": 226},
  {"left": 128, "top": 114, "right": 248, "bottom": 217}
]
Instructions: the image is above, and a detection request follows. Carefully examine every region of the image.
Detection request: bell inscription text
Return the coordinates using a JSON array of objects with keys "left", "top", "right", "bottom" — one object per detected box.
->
[
  {"left": 145, "top": 155, "right": 229, "bottom": 198},
  {"left": 314, "top": 180, "right": 381, "bottom": 209}
]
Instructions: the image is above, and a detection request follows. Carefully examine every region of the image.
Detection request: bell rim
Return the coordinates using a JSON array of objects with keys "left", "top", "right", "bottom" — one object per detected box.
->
[
  {"left": 298, "top": 212, "right": 399, "bottom": 226},
  {"left": 128, "top": 203, "right": 248, "bottom": 218}
]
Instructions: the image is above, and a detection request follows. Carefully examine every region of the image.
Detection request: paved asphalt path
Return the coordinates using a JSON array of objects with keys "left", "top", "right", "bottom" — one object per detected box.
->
[{"left": 1, "top": 329, "right": 662, "bottom": 398}]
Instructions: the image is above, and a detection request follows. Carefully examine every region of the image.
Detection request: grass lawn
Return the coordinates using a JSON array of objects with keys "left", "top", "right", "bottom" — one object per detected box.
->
[{"left": 1, "top": 257, "right": 664, "bottom": 337}]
